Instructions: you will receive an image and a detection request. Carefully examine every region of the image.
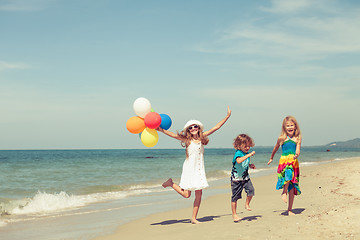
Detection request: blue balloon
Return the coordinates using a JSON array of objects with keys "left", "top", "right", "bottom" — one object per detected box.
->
[{"left": 160, "top": 114, "right": 172, "bottom": 130}]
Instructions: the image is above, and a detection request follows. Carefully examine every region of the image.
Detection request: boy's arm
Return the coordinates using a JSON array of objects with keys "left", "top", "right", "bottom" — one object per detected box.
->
[{"left": 236, "top": 151, "right": 255, "bottom": 164}]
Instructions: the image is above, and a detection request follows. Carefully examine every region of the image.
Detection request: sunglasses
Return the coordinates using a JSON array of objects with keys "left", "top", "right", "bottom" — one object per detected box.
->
[{"left": 188, "top": 125, "right": 199, "bottom": 130}]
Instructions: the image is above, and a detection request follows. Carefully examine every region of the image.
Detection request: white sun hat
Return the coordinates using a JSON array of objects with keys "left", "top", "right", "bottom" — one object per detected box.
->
[{"left": 183, "top": 120, "right": 203, "bottom": 131}]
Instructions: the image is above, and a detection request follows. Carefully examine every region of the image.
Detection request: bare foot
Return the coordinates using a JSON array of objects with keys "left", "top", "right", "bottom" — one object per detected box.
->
[
  {"left": 232, "top": 215, "right": 241, "bottom": 222},
  {"left": 162, "top": 178, "right": 173, "bottom": 188},
  {"left": 281, "top": 193, "right": 288, "bottom": 203},
  {"left": 288, "top": 210, "right": 295, "bottom": 216},
  {"left": 191, "top": 219, "right": 201, "bottom": 224},
  {"left": 245, "top": 205, "right": 252, "bottom": 211}
]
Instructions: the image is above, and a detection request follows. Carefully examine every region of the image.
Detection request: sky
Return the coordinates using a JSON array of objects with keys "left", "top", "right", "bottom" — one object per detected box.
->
[{"left": 1, "top": 0, "right": 359, "bottom": 150}]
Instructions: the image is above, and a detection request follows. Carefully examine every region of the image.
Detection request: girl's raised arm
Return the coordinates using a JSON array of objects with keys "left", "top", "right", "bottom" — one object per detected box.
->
[
  {"left": 157, "top": 127, "right": 182, "bottom": 141},
  {"left": 203, "top": 106, "right": 231, "bottom": 137}
]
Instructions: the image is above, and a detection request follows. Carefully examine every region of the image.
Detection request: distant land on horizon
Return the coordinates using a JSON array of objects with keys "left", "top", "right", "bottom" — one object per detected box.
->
[{"left": 325, "top": 138, "right": 360, "bottom": 148}]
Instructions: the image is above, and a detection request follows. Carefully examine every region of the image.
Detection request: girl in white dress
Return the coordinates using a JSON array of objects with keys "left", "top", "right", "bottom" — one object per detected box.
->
[{"left": 158, "top": 106, "right": 231, "bottom": 224}]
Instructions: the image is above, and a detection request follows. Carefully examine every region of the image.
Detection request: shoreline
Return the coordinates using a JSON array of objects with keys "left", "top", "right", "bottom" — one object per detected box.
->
[{"left": 93, "top": 157, "right": 360, "bottom": 240}]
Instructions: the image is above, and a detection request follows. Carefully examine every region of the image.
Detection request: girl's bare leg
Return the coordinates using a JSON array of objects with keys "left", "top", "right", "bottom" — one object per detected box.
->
[
  {"left": 245, "top": 196, "right": 253, "bottom": 211},
  {"left": 282, "top": 182, "right": 289, "bottom": 203},
  {"left": 162, "top": 178, "right": 191, "bottom": 198},
  {"left": 191, "top": 190, "right": 202, "bottom": 224},
  {"left": 162, "top": 178, "right": 173, "bottom": 188},
  {"left": 231, "top": 201, "right": 241, "bottom": 222},
  {"left": 287, "top": 188, "right": 295, "bottom": 215}
]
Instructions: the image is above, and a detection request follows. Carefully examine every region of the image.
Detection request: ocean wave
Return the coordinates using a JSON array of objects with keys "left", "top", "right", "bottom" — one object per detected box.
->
[
  {"left": 300, "top": 162, "right": 317, "bottom": 166},
  {"left": 334, "top": 157, "right": 348, "bottom": 161},
  {"left": 0, "top": 220, "right": 7, "bottom": 227},
  {"left": 300, "top": 157, "right": 348, "bottom": 166},
  {"left": 3, "top": 188, "right": 154, "bottom": 217},
  {"left": 249, "top": 168, "right": 269, "bottom": 173},
  {"left": 206, "top": 167, "right": 273, "bottom": 182},
  {"left": 206, "top": 170, "right": 229, "bottom": 182},
  {"left": 128, "top": 183, "right": 163, "bottom": 190}
]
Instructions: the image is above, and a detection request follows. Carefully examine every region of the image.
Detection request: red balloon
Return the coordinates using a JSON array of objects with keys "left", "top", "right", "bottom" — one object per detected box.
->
[{"left": 144, "top": 112, "right": 161, "bottom": 129}]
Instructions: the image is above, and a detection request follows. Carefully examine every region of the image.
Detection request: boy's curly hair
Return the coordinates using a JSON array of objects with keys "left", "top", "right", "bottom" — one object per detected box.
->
[{"left": 233, "top": 134, "right": 254, "bottom": 150}]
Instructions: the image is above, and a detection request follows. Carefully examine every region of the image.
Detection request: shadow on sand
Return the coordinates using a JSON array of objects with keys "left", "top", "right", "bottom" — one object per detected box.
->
[
  {"left": 273, "top": 208, "right": 305, "bottom": 216},
  {"left": 239, "top": 215, "right": 262, "bottom": 222},
  {"left": 150, "top": 214, "right": 231, "bottom": 226}
]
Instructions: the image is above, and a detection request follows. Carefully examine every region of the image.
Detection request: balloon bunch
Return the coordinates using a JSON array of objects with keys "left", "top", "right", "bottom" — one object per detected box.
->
[{"left": 126, "top": 97, "right": 172, "bottom": 147}]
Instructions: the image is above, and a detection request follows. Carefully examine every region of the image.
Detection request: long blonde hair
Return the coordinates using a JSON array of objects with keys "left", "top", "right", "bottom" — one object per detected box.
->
[
  {"left": 279, "top": 116, "right": 301, "bottom": 145},
  {"left": 177, "top": 127, "right": 209, "bottom": 158}
]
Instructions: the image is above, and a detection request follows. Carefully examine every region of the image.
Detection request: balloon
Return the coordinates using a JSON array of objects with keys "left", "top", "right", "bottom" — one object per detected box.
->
[
  {"left": 133, "top": 97, "right": 151, "bottom": 118},
  {"left": 141, "top": 128, "right": 159, "bottom": 147},
  {"left": 126, "top": 116, "right": 146, "bottom": 134},
  {"left": 144, "top": 112, "right": 162, "bottom": 129},
  {"left": 160, "top": 114, "right": 172, "bottom": 130}
]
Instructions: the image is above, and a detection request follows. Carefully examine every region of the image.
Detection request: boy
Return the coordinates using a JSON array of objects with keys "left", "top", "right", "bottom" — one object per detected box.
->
[{"left": 231, "top": 134, "right": 256, "bottom": 222}]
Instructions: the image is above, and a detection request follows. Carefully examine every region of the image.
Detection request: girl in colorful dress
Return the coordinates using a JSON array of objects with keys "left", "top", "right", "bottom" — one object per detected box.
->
[
  {"left": 267, "top": 116, "right": 302, "bottom": 216},
  {"left": 158, "top": 106, "right": 231, "bottom": 224}
]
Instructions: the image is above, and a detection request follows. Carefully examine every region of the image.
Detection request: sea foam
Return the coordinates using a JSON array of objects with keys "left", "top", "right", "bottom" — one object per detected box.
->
[
  {"left": 8, "top": 189, "right": 152, "bottom": 216},
  {"left": 0, "top": 220, "right": 7, "bottom": 227}
]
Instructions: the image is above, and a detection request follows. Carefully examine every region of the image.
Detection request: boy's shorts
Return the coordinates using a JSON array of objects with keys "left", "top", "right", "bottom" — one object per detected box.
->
[{"left": 231, "top": 178, "right": 255, "bottom": 202}]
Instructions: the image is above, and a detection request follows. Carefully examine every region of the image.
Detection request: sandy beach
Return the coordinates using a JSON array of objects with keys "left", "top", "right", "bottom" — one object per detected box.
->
[{"left": 94, "top": 158, "right": 360, "bottom": 240}]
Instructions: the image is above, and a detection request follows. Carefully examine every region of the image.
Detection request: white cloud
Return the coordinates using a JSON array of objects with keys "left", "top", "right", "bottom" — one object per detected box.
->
[
  {"left": 260, "top": 0, "right": 313, "bottom": 13},
  {"left": 0, "top": 61, "right": 30, "bottom": 71},
  {"left": 0, "top": 0, "right": 51, "bottom": 11},
  {"left": 196, "top": 1, "right": 360, "bottom": 62},
  {"left": 259, "top": 0, "right": 336, "bottom": 14}
]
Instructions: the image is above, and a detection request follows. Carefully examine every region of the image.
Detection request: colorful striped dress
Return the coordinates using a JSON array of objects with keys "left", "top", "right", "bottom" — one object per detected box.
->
[{"left": 276, "top": 136, "right": 301, "bottom": 195}]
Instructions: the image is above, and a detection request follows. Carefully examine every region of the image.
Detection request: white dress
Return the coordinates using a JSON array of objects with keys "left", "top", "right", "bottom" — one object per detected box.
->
[{"left": 179, "top": 141, "right": 209, "bottom": 191}]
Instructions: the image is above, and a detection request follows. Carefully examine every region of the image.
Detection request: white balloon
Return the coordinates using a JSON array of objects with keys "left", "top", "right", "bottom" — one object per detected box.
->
[{"left": 133, "top": 97, "right": 151, "bottom": 118}]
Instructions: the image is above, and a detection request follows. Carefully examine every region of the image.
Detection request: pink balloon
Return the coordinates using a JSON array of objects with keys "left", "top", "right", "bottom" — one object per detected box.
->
[{"left": 144, "top": 112, "right": 161, "bottom": 129}]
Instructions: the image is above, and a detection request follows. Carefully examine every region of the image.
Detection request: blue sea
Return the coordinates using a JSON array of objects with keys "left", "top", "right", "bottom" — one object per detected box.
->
[{"left": 0, "top": 147, "right": 359, "bottom": 239}]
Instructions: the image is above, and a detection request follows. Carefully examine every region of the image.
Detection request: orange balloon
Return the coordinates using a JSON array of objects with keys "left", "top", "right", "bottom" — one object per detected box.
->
[{"left": 126, "top": 116, "right": 146, "bottom": 134}]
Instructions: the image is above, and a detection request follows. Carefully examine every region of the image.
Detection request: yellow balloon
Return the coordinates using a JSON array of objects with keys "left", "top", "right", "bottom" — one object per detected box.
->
[{"left": 141, "top": 128, "right": 159, "bottom": 147}]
